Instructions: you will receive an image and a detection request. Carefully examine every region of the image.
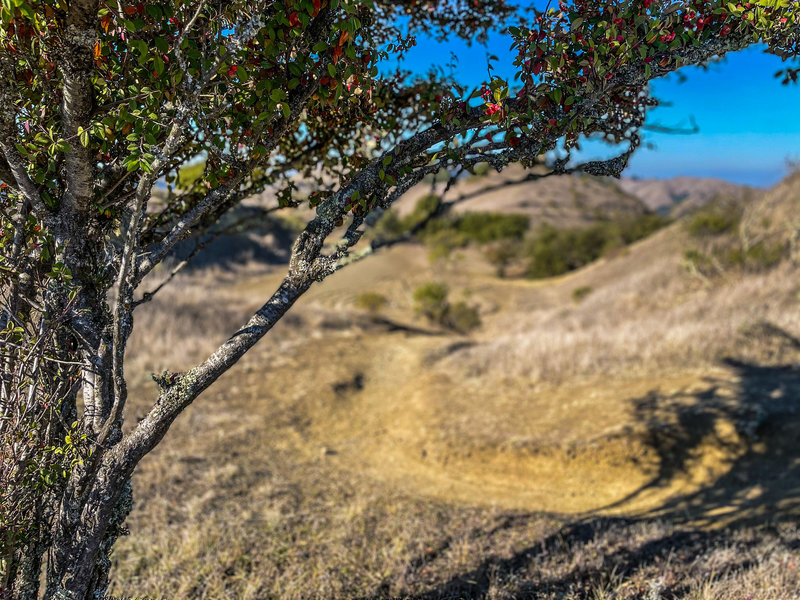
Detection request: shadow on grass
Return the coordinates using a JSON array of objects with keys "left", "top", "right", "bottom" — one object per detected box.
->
[
  {"left": 379, "top": 513, "right": 798, "bottom": 600},
  {"left": 604, "top": 354, "right": 800, "bottom": 527},
  {"left": 366, "top": 345, "right": 800, "bottom": 599}
]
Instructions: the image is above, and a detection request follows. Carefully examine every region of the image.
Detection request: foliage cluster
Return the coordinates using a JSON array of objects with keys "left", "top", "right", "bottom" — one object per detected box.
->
[
  {"left": 524, "top": 214, "right": 669, "bottom": 279},
  {"left": 373, "top": 193, "right": 529, "bottom": 260},
  {"left": 683, "top": 202, "right": 787, "bottom": 277},
  {"left": 355, "top": 291, "right": 387, "bottom": 313},
  {"left": 687, "top": 208, "right": 740, "bottom": 237},
  {"left": 572, "top": 285, "right": 594, "bottom": 302},
  {"left": 413, "top": 283, "right": 481, "bottom": 334}
]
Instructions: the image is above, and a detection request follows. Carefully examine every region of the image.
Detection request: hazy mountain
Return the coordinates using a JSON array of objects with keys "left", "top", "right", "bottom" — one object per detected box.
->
[
  {"left": 618, "top": 176, "right": 756, "bottom": 216},
  {"left": 396, "top": 163, "right": 650, "bottom": 227}
]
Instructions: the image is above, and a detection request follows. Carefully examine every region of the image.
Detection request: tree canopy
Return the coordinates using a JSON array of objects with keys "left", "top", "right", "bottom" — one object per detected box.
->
[{"left": 0, "top": 0, "right": 797, "bottom": 598}]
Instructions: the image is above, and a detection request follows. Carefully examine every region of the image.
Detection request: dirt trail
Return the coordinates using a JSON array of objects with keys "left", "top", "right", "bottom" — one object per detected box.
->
[{"left": 223, "top": 244, "right": 800, "bottom": 526}]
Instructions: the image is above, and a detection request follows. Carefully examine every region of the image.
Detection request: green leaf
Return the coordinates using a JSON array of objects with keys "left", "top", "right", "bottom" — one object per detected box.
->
[
  {"left": 146, "top": 4, "right": 162, "bottom": 19},
  {"left": 382, "top": 155, "right": 392, "bottom": 166},
  {"left": 154, "top": 37, "right": 169, "bottom": 54},
  {"left": 153, "top": 55, "right": 165, "bottom": 76},
  {"left": 327, "top": 63, "right": 337, "bottom": 78}
]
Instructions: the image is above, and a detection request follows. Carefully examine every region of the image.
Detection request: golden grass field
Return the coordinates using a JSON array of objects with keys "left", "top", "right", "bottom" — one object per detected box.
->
[{"left": 109, "top": 172, "right": 800, "bottom": 599}]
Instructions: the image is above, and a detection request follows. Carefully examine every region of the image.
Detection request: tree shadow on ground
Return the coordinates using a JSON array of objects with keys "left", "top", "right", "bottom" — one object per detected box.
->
[
  {"left": 607, "top": 355, "right": 800, "bottom": 527},
  {"left": 364, "top": 341, "right": 800, "bottom": 599},
  {"left": 379, "top": 513, "right": 799, "bottom": 600},
  {"left": 169, "top": 206, "right": 298, "bottom": 270}
]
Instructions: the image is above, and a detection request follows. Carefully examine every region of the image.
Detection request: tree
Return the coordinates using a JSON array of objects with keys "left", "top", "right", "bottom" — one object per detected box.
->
[{"left": 0, "top": 0, "right": 796, "bottom": 598}]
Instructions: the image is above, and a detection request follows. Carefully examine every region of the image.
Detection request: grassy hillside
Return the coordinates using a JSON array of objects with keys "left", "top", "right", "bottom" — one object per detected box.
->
[
  {"left": 395, "top": 164, "right": 650, "bottom": 227},
  {"left": 111, "top": 172, "right": 800, "bottom": 599}
]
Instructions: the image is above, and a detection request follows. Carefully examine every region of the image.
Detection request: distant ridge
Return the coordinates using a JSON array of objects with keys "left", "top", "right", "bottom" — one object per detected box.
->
[
  {"left": 396, "top": 163, "right": 650, "bottom": 228},
  {"left": 618, "top": 176, "right": 755, "bottom": 216}
]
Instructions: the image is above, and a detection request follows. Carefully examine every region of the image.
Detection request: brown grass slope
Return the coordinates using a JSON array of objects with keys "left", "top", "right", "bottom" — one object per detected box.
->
[
  {"left": 396, "top": 164, "right": 650, "bottom": 228},
  {"left": 110, "top": 172, "right": 800, "bottom": 599}
]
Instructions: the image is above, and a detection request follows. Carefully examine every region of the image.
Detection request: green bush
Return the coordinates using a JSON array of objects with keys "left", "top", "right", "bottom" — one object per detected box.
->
[
  {"left": 683, "top": 240, "right": 786, "bottom": 277},
  {"left": 443, "top": 301, "right": 482, "bottom": 333},
  {"left": 371, "top": 209, "right": 406, "bottom": 240},
  {"left": 419, "top": 211, "right": 529, "bottom": 259},
  {"left": 687, "top": 210, "right": 740, "bottom": 237},
  {"left": 356, "top": 292, "right": 388, "bottom": 313},
  {"left": 413, "top": 282, "right": 450, "bottom": 323},
  {"left": 745, "top": 241, "right": 785, "bottom": 270},
  {"left": 413, "top": 283, "right": 481, "bottom": 333},
  {"left": 484, "top": 240, "right": 521, "bottom": 277},
  {"left": 572, "top": 286, "right": 593, "bottom": 302},
  {"left": 423, "top": 229, "right": 470, "bottom": 261},
  {"left": 455, "top": 213, "right": 529, "bottom": 243},
  {"left": 370, "top": 195, "right": 443, "bottom": 243},
  {"left": 525, "top": 214, "right": 669, "bottom": 279},
  {"left": 407, "top": 194, "right": 442, "bottom": 227}
]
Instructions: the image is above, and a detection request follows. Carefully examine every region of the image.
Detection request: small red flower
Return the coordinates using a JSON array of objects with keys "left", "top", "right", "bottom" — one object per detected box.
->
[
  {"left": 228, "top": 65, "right": 237, "bottom": 77},
  {"left": 485, "top": 103, "right": 502, "bottom": 116},
  {"left": 288, "top": 11, "right": 300, "bottom": 28}
]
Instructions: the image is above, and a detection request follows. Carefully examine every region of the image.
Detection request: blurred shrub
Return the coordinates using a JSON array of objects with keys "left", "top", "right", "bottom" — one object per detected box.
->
[
  {"left": 484, "top": 240, "right": 521, "bottom": 277},
  {"left": 372, "top": 194, "right": 529, "bottom": 262},
  {"left": 413, "top": 282, "right": 450, "bottom": 323},
  {"left": 356, "top": 291, "right": 388, "bottom": 313},
  {"left": 455, "top": 213, "right": 529, "bottom": 243},
  {"left": 687, "top": 210, "right": 740, "bottom": 237},
  {"left": 371, "top": 209, "right": 406, "bottom": 240},
  {"left": 683, "top": 198, "right": 786, "bottom": 277},
  {"left": 444, "top": 301, "right": 482, "bottom": 333},
  {"left": 413, "top": 283, "right": 481, "bottom": 333},
  {"left": 572, "top": 286, "right": 593, "bottom": 302},
  {"left": 683, "top": 240, "right": 786, "bottom": 277},
  {"left": 372, "top": 195, "right": 442, "bottom": 243},
  {"left": 525, "top": 214, "right": 668, "bottom": 279},
  {"left": 420, "top": 211, "right": 529, "bottom": 259},
  {"left": 423, "top": 229, "right": 470, "bottom": 261}
]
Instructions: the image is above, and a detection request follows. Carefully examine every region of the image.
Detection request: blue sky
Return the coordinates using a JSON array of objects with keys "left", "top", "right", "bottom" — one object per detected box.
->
[{"left": 393, "top": 20, "right": 800, "bottom": 188}]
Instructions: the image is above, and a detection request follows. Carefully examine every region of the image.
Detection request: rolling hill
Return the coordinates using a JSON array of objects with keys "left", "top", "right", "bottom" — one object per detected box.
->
[{"left": 114, "top": 170, "right": 800, "bottom": 599}]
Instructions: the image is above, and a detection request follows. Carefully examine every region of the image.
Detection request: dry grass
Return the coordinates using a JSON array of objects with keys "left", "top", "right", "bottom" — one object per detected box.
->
[
  {"left": 448, "top": 234, "right": 800, "bottom": 385},
  {"left": 109, "top": 175, "right": 800, "bottom": 599},
  {"left": 110, "top": 371, "right": 800, "bottom": 599}
]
